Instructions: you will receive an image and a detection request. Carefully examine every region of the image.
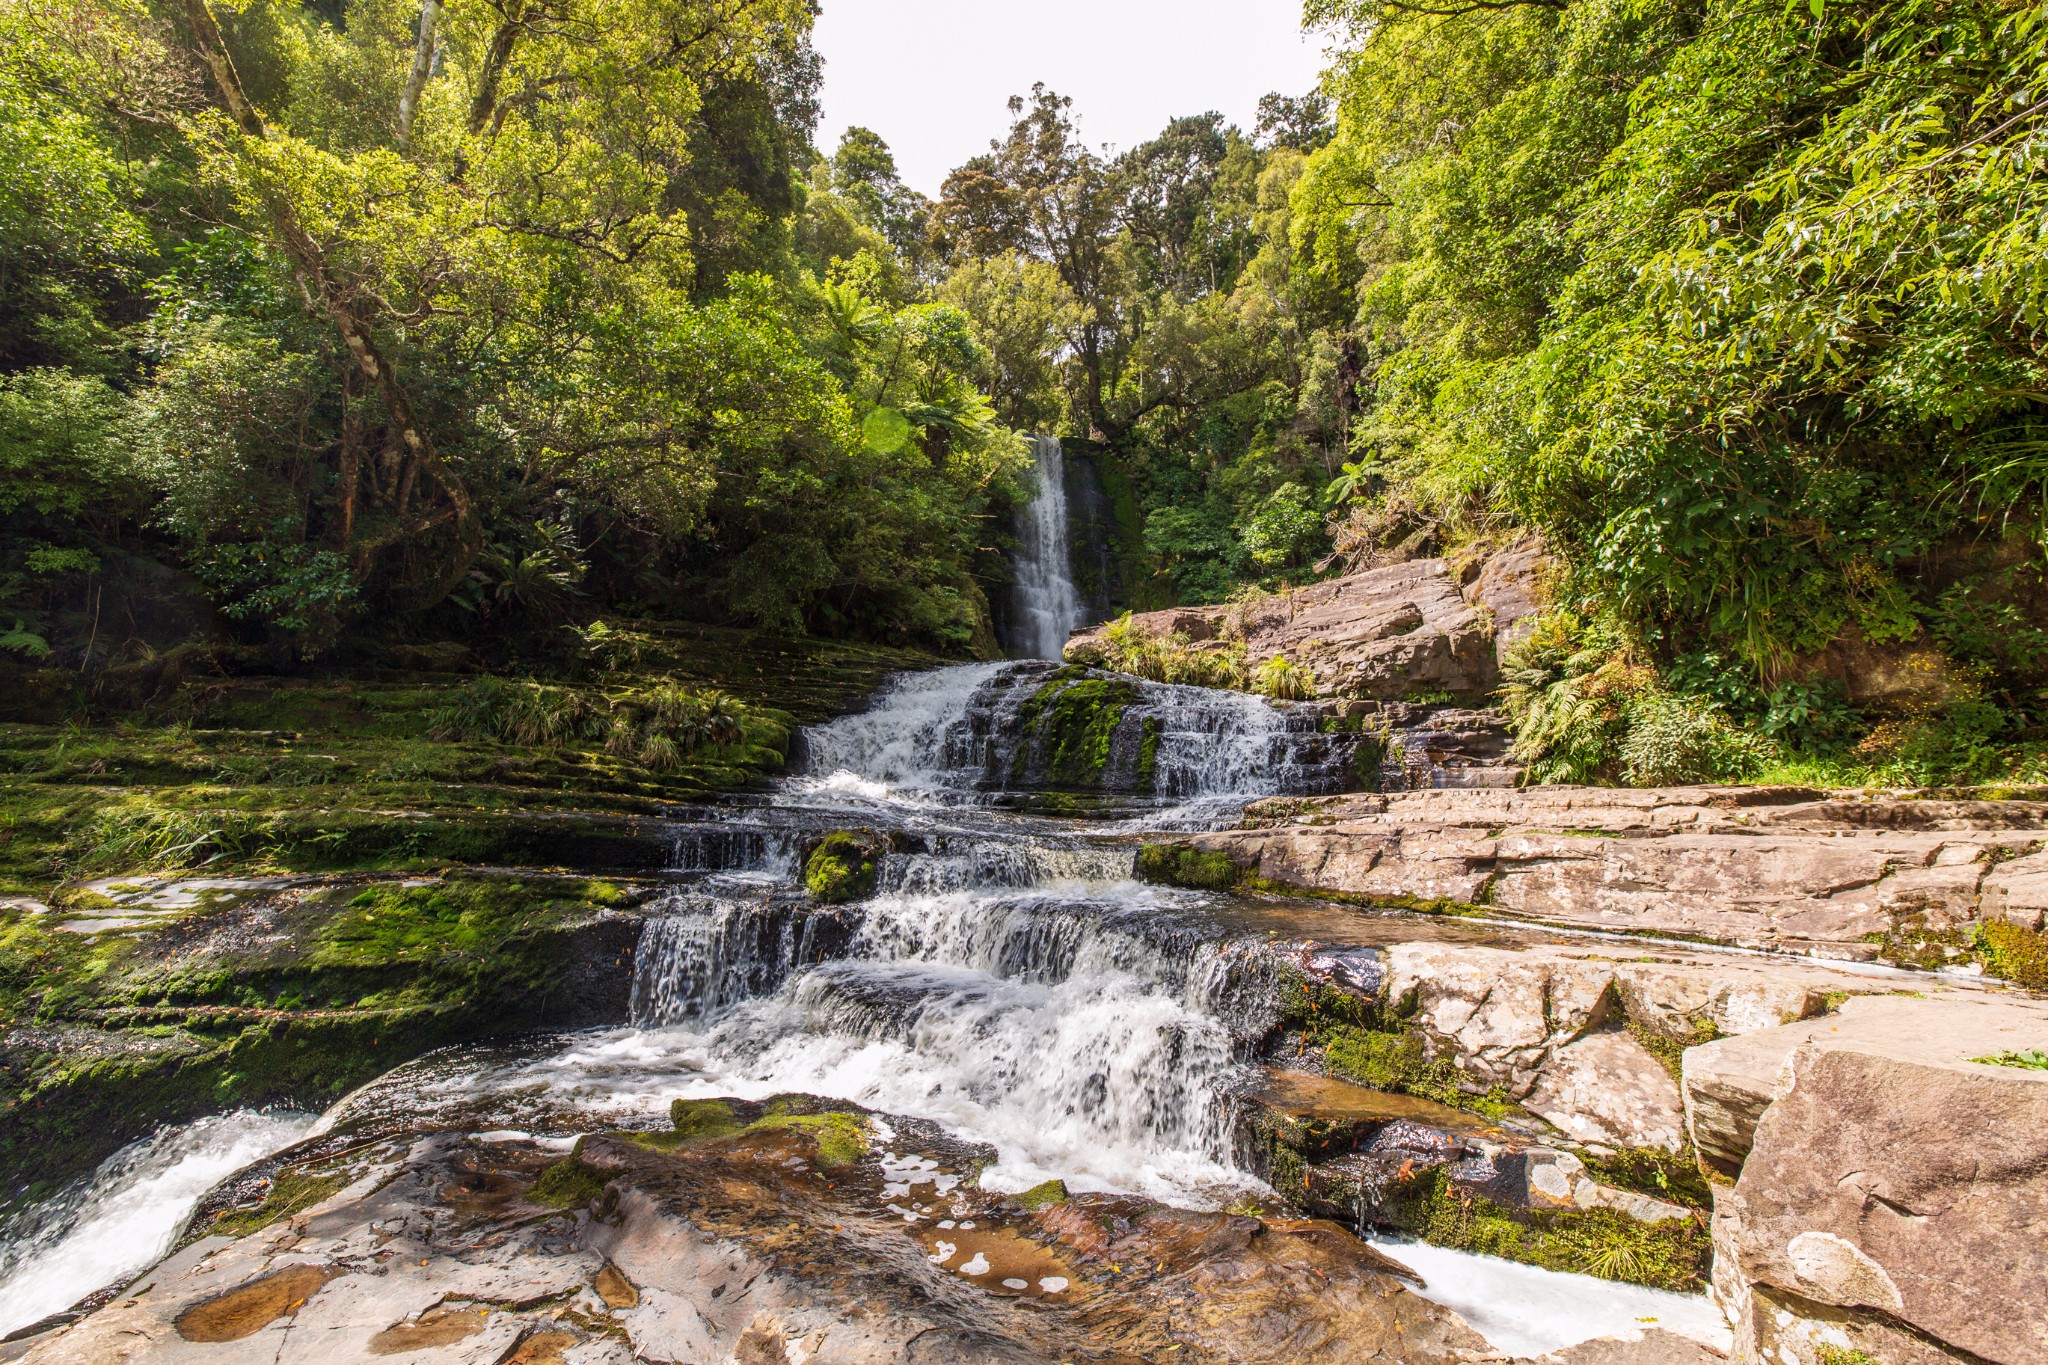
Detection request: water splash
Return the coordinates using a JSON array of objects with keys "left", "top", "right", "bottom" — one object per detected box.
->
[{"left": 0, "top": 1110, "right": 316, "bottom": 1337}]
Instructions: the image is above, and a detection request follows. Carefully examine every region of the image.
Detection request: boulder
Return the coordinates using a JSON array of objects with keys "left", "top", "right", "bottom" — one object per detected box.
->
[
  {"left": 1680, "top": 1019, "right": 1836, "bottom": 1179},
  {"left": 1714, "top": 994, "right": 2048, "bottom": 1365},
  {"left": 1068, "top": 558, "right": 1501, "bottom": 700},
  {"left": 1463, "top": 532, "right": 1553, "bottom": 666}
]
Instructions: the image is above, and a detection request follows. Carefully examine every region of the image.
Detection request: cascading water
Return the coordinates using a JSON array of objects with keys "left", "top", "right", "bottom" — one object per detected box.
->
[{"left": 1007, "top": 436, "right": 1085, "bottom": 660}]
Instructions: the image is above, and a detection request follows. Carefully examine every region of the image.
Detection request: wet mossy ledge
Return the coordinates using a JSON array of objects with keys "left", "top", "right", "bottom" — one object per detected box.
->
[
  {"left": 803, "top": 831, "right": 884, "bottom": 904},
  {"left": 1006, "top": 666, "right": 1164, "bottom": 795},
  {"left": 0, "top": 625, "right": 939, "bottom": 1196},
  {"left": 0, "top": 871, "right": 654, "bottom": 1195}
]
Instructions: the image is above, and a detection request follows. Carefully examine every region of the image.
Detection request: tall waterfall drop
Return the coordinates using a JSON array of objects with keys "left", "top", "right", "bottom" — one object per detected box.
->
[{"left": 1009, "top": 436, "right": 1084, "bottom": 659}]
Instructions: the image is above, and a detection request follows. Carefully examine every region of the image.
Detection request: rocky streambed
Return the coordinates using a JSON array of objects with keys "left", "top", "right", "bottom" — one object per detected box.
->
[{"left": 2, "top": 661, "right": 2044, "bottom": 1364}]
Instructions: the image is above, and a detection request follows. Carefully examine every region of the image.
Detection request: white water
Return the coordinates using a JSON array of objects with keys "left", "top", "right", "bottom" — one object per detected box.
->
[
  {"left": 1010, "top": 436, "right": 1084, "bottom": 659},
  {"left": 0, "top": 1110, "right": 315, "bottom": 1337},
  {"left": 1368, "top": 1237, "right": 1736, "bottom": 1358}
]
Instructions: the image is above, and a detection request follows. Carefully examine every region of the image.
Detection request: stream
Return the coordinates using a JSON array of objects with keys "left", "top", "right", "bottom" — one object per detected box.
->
[{"left": 0, "top": 660, "right": 1731, "bottom": 1356}]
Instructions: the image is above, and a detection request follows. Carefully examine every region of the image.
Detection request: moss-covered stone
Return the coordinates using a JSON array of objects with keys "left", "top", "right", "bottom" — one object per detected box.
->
[
  {"left": 670, "top": 1098, "right": 742, "bottom": 1141},
  {"left": 804, "top": 832, "right": 881, "bottom": 904},
  {"left": 745, "top": 1109, "right": 872, "bottom": 1169},
  {"left": 530, "top": 1157, "right": 610, "bottom": 1208},
  {"left": 1978, "top": 919, "right": 2048, "bottom": 989},
  {"left": 1010, "top": 670, "right": 1139, "bottom": 791},
  {"left": 1010, "top": 1178, "right": 1070, "bottom": 1210},
  {"left": 1135, "top": 842, "right": 1244, "bottom": 891}
]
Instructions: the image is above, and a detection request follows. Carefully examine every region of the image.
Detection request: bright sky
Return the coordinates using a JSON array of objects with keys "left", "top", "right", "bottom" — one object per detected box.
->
[{"left": 813, "top": 0, "right": 1331, "bottom": 196}]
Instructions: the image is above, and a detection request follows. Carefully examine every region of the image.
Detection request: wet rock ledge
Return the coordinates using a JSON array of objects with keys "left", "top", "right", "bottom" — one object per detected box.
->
[{"left": 5, "top": 1094, "right": 1510, "bottom": 1365}]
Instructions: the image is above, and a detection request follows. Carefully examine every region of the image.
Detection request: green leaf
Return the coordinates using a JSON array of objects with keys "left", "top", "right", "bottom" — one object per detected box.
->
[{"left": 861, "top": 407, "right": 913, "bottom": 455}]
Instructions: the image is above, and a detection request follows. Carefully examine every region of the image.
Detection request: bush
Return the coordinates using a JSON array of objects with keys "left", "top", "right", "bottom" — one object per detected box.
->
[
  {"left": 1252, "top": 654, "right": 1317, "bottom": 701},
  {"left": 1618, "top": 691, "right": 1775, "bottom": 786},
  {"left": 1067, "top": 612, "right": 1249, "bottom": 690}
]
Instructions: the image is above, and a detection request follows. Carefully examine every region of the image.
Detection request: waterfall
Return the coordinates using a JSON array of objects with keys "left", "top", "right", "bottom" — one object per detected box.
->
[{"left": 1009, "top": 436, "right": 1084, "bottom": 660}]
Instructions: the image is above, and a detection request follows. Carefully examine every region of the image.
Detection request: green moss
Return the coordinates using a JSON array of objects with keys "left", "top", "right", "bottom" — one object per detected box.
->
[
  {"left": 1321, "top": 1023, "right": 1517, "bottom": 1119},
  {"left": 1624, "top": 1015, "right": 1721, "bottom": 1086},
  {"left": 670, "top": 1098, "right": 742, "bottom": 1140},
  {"left": 1581, "top": 1147, "right": 1712, "bottom": 1210},
  {"left": 743, "top": 1110, "right": 871, "bottom": 1169},
  {"left": 1815, "top": 1349, "right": 1884, "bottom": 1365},
  {"left": 1389, "top": 1166, "right": 1709, "bottom": 1292},
  {"left": 208, "top": 1167, "right": 348, "bottom": 1237},
  {"left": 531, "top": 1157, "right": 610, "bottom": 1208},
  {"left": 1011, "top": 1178, "right": 1070, "bottom": 1210},
  {"left": 1977, "top": 920, "right": 2048, "bottom": 990},
  {"left": 804, "top": 832, "right": 880, "bottom": 904},
  {"left": 1011, "top": 672, "right": 1136, "bottom": 790},
  {"left": 1133, "top": 717, "right": 1163, "bottom": 793},
  {"left": 1134, "top": 842, "right": 1243, "bottom": 891}
]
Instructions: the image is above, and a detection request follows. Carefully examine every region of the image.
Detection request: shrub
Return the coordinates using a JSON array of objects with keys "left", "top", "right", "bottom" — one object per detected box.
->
[
  {"left": 1252, "top": 654, "right": 1317, "bottom": 700},
  {"left": 1070, "top": 613, "right": 1249, "bottom": 690},
  {"left": 1618, "top": 691, "right": 1775, "bottom": 786},
  {"left": 428, "top": 676, "right": 751, "bottom": 772}
]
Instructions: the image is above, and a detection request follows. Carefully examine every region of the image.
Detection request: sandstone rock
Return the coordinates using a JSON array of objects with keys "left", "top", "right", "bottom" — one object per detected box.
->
[
  {"left": 1524, "top": 1031, "right": 1689, "bottom": 1153},
  {"left": 20, "top": 1101, "right": 1493, "bottom": 1365},
  {"left": 1192, "top": 785, "right": 2048, "bottom": 955},
  {"left": 1680, "top": 1019, "right": 1836, "bottom": 1178},
  {"left": 1464, "top": 532, "right": 1553, "bottom": 667},
  {"left": 1519, "top": 1328, "right": 1729, "bottom": 1365},
  {"left": 1715, "top": 993, "right": 2048, "bottom": 1364},
  {"left": 1068, "top": 558, "right": 1500, "bottom": 700}
]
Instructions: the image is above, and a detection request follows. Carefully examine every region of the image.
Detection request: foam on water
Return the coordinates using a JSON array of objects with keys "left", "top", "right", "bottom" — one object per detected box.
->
[
  {"left": 1366, "top": 1236, "right": 1735, "bottom": 1358},
  {"left": 0, "top": 1110, "right": 315, "bottom": 1337}
]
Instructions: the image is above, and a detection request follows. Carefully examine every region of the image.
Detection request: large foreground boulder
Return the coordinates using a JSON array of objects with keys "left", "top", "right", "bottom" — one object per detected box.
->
[
  {"left": 1708, "top": 994, "right": 2048, "bottom": 1365},
  {"left": 8, "top": 1096, "right": 1493, "bottom": 1365}
]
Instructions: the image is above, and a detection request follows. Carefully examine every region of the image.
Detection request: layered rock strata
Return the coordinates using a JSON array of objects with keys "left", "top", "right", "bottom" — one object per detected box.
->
[{"left": 1157, "top": 785, "right": 2048, "bottom": 957}]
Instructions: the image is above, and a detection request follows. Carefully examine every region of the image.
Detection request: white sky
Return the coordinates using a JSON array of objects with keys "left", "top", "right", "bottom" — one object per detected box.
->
[{"left": 813, "top": 0, "right": 1331, "bottom": 196}]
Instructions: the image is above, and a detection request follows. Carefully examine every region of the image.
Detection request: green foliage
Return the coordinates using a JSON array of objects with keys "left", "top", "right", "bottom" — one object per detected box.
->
[
  {"left": 1977, "top": 921, "right": 2048, "bottom": 992},
  {"left": 1503, "top": 613, "right": 1777, "bottom": 786},
  {"left": 1068, "top": 614, "right": 1249, "bottom": 690},
  {"left": 1387, "top": 1164, "right": 1709, "bottom": 1292},
  {"left": 1971, "top": 1048, "right": 2048, "bottom": 1071},
  {"left": 428, "top": 676, "right": 755, "bottom": 773},
  {"left": 1298, "top": 0, "right": 2048, "bottom": 700},
  {"left": 804, "top": 832, "right": 879, "bottom": 904},
  {"left": 1251, "top": 654, "right": 1317, "bottom": 701}
]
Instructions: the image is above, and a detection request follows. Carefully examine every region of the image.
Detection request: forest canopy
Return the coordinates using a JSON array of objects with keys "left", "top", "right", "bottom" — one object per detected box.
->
[{"left": 4, "top": 0, "right": 2048, "bottom": 784}]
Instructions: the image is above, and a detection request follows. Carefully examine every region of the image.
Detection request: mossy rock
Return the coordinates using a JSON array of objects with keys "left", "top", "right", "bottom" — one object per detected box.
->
[
  {"left": 670, "top": 1098, "right": 743, "bottom": 1141},
  {"left": 530, "top": 1157, "right": 610, "bottom": 1208},
  {"left": 1011, "top": 1178, "right": 1070, "bottom": 1210},
  {"left": 1135, "top": 842, "right": 1243, "bottom": 892},
  {"left": 1010, "top": 671, "right": 1142, "bottom": 792},
  {"left": 744, "top": 1109, "right": 872, "bottom": 1169},
  {"left": 804, "top": 831, "right": 882, "bottom": 904}
]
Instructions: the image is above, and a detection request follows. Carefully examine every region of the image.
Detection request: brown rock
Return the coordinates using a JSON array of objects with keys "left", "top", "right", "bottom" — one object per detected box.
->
[
  {"left": 1465, "top": 532, "right": 1554, "bottom": 666},
  {"left": 1717, "top": 994, "right": 2048, "bottom": 1364},
  {"left": 1192, "top": 786, "right": 2048, "bottom": 955},
  {"left": 1524, "top": 1031, "right": 1689, "bottom": 1153}
]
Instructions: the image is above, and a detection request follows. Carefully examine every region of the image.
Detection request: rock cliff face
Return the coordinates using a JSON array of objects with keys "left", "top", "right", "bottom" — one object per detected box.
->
[
  {"left": 1702, "top": 995, "right": 2048, "bottom": 1365},
  {"left": 1066, "top": 547, "right": 1550, "bottom": 705},
  {"left": 1160, "top": 785, "right": 2048, "bottom": 958}
]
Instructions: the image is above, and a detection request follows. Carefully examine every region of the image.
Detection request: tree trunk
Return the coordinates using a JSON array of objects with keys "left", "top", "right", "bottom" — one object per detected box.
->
[
  {"left": 175, "top": 0, "right": 482, "bottom": 608},
  {"left": 396, "top": 0, "right": 440, "bottom": 146}
]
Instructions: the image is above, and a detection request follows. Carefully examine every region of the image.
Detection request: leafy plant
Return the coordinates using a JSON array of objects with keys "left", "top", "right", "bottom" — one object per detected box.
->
[
  {"left": 1970, "top": 1048, "right": 2048, "bottom": 1071},
  {"left": 1252, "top": 654, "right": 1317, "bottom": 700}
]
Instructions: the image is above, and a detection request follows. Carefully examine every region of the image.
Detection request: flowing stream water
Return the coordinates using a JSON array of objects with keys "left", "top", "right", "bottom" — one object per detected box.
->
[{"left": 0, "top": 661, "right": 1730, "bottom": 1356}]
